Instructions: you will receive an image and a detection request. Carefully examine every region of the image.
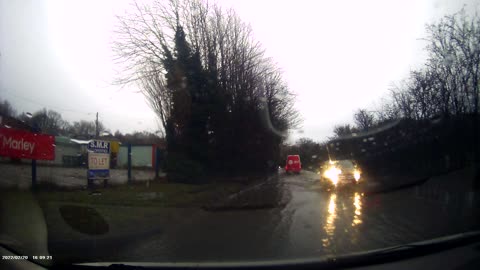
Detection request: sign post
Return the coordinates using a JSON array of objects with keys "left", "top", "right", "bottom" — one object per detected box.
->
[
  {"left": 127, "top": 144, "right": 132, "bottom": 184},
  {"left": 87, "top": 140, "right": 110, "bottom": 188},
  {"left": 32, "top": 159, "right": 37, "bottom": 189}
]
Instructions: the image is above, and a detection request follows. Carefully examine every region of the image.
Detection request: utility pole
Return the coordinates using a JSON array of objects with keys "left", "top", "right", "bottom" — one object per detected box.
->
[{"left": 95, "top": 112, "right": 99, "bottom": 138}]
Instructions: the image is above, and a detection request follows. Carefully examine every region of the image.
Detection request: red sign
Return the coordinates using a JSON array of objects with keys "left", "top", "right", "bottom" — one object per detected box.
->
[{"left": 0, "top": 128, "right": 55, "bottom": 160}]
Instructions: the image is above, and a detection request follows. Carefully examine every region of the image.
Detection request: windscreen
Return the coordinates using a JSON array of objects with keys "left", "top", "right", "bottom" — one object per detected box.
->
[{"left": 1, "top": 0, "right": 480, "bottom": 267}]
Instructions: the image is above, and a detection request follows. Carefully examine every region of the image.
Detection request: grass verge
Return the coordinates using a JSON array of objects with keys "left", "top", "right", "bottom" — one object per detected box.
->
[{"left": 35, "top": 181, "right": 245, "bottom": 208}]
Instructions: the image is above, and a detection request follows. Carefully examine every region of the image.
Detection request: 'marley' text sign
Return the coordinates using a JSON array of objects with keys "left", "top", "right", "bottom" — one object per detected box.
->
[{"left": 0, "top": 128, "right": 55, "bottom": 160}]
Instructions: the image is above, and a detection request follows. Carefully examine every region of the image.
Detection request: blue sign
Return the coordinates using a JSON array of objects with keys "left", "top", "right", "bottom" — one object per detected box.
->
[
  {"left": 88, "top": 140, "right": 110, "bottom": 180},
  {"left": 88, "top": 169, "right": 109, "bottom": 179},
  {"left": 88, "top": 140, "right": 110, "bottom": 154}
]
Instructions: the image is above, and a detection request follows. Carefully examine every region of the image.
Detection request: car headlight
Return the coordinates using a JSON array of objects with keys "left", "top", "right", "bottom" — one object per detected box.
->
[
  {"left": 324, "top": 166, "right": 341, "bottom": 186},
  {"left": 354, "top": 170, "right": 361, "bottom": 181}
]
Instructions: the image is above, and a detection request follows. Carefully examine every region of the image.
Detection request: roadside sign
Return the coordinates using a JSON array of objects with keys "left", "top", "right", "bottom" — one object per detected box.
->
[
  {"left": 0, "top": 128, "right": 55, "bottom": 160},
  {"left": 87, "top": 140, "right": 110, "bottom": 180},
  {"left": 87, "top": 140, "right": 110, "bottom": 153},
  {"left": 88, "top": 152, "right": 110, "bottom": 169}
]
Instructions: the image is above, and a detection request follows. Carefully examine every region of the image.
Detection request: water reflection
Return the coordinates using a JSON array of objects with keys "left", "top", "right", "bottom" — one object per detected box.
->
[
  {"left": 352, "top": 192, "right": 362, "bottom": 226},
  {"left": 322, "top": 192, "right": 363, "bottom": 248},
  {"left": 322, "top": 193, "right": 337, "bottom": 247}
]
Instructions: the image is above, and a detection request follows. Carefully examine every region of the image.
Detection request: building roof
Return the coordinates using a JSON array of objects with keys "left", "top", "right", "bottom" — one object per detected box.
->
[
  {"left": 55, "top": 136, "right": 75, "bottom": 145},
  {"left": 70, "top": 138, "right": 91, "bottom": 145}
]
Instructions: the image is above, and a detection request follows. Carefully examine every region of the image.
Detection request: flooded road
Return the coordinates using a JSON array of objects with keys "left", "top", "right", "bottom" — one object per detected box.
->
[
  {"left": 108, "top": 170, "right": 480, "bottom": 262},
  {"left": 41, "top": 169, "right": 480, "bottom": 263}
]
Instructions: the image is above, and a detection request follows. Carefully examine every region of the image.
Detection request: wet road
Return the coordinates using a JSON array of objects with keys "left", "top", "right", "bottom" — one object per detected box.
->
[
  {"left": 42, "top": 170, "right": 480, "bottom": 263},
  {"left": 103, "top": 170, "right": 480, "bottom": 262}
]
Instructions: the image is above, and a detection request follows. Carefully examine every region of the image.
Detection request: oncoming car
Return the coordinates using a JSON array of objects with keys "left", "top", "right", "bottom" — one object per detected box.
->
[
  {"left": 320, "top": 159, "right": 361, "bottom": 187},
  {"left": 285, "top": 155, "right": 302, "bottom": 174}
]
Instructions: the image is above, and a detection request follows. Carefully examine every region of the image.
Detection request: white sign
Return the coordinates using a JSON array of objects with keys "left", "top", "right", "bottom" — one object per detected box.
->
[{"left": 88, "top": 152, "right": 110, "bottom": 170}]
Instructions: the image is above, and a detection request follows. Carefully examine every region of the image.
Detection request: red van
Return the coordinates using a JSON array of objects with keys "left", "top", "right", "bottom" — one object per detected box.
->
[{"left": 285, "top": 155, "right": 301, "bottom": 174}]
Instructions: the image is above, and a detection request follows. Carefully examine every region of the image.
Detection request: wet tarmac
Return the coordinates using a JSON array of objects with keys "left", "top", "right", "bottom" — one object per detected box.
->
[{"left": 103, "top": 171, "right": 480, "bottom": 263}]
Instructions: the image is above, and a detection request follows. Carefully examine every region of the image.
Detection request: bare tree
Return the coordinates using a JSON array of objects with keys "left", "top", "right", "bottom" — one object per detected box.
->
[
  {"left": 368, "top": 10, "right": 480, "bottom": 124},
  {"left": 30, "top": 108, "right": 70, "bottom": 135},
  {"left": 332, "top": 124, "right": 358, "bottom": 138},
  {"left": 354, "top": 109, "right": 376, "bottom": 131},
  {"left": 375, "top": 96, "right": 401, "bottom": 123},
  {"left": 423, "top": 10, "right": 480, "bottom": 116},
  {"left": 114, "top": 0, "right": 299, "bottom": 174},
  {"left": 139, "top": 64, "right": 171, "bottom": 131},
  {"left": 328, "top": 9, "right": 480, "bottom": 187},
  {"left": 68, "top": 120, "right": 105, "bottom": 139}
]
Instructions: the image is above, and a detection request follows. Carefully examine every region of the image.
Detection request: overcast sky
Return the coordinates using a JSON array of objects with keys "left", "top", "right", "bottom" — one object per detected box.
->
[{"left": 1, "top": 0, "right": 479, "bottom": 142}]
